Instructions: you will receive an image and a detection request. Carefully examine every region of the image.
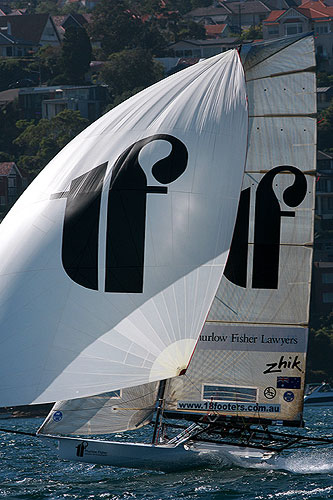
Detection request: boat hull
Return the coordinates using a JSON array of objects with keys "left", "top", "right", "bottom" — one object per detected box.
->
[{"left": 42, "top": 436, "right": 275, "bottom": 471}]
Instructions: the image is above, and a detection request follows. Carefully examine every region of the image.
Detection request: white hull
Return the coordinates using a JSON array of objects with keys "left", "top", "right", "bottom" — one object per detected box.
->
[
  {"left": 304, "top": 384, "right": 333, "bottom": 407},
  {"left": 42, "top": 436, "right": 275, "bottom": 471}
]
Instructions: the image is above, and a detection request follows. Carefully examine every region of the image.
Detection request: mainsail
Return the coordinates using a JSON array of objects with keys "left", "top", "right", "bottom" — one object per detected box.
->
[
  {"left": 0, "top": 50, "right": 248, "bottom": 407},
  {"left": 165, "top": 34, "right": 316, "bottom": 426},
  {"left": 38, "top": 35, "right": 316, "bottom": 437}
]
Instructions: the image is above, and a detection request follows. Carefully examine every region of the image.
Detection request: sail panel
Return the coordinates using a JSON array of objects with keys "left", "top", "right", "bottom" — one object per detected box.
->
[
  {"left": 243, "top": 35, "right": 314, "bottom": 78},
  {"left": 246, "top": 117, "right": 316, "bottom": 172},
  {"left": 0, "top": 50, "right": 248, "bottom": 406},
  {"left": 165, "top": 326, "right": 307, "bottom": 423},
  {"left": 247, "top": 72, "right": 316, "bottom": 117},
  {"left": 38, "top": 382, "right": 159, "bottom": 436},
  {"left": 209, "top": 247, "right": 312, "bottom": 325}
]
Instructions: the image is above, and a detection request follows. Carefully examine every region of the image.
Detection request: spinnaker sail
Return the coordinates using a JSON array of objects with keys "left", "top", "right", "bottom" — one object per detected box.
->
[{"left": 0, "top": 50, "right": 248, "bottom": 407}]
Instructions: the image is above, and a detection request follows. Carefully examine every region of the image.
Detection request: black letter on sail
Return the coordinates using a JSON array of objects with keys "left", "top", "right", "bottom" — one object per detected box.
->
[
  {"left": 224, "top": 166, "right": 307, "bottom": 289},
  {"left": 105, "top": 134, "right": 188, "bottom": 293},
  {"left": 252, "top": 166, "right": 307, "bottom": 289},
  {"left": 53, "top": 135, "right": 187, "bottom": 292},
  {"left": 53, "top": 163, "right": 108, "bottom": 291}
]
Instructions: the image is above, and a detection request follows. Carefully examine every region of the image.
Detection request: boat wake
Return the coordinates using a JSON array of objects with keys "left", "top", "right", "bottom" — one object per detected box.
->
[
  {"left": 238, "top": 448, "right": 333, "bottom": 474},
  {"left": 275, "top": 449, "right": 333, "bottom": 474}
]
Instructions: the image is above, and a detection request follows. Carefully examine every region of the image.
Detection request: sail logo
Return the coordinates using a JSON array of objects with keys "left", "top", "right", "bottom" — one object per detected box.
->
[
  {"left": 76, "top": 441, "right": 88, "bottom": 457},
  {"left": 224, "top": 166, "right": 307, "bottom": 289},
  {"left": 263, "top": 355, "right": 302, "bottom": 374},
  {"left": 51, "top": 135, "right": 188, "bottom": 293},
  {"left": 53, "top": 410, "right": 63, "bottom": 422}
]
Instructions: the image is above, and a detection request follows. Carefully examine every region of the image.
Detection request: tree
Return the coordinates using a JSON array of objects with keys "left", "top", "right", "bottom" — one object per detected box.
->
[
  {"left": 28, "top": 45, "right": 62, "bottom": 85},
  {"left": 138, "top": 21, "right": 169, "bottom": 56},
  {"left": 61, "top": 26, "right": 92, "bottom": 84},
  {"left": 240, "top": 25, "right": 263, "bottom": 41},
  {"left": 307, "top": 312, "right": 333, "bottom": 383},
  {"left": 88, "top": 0, "right": 144, "bottom": 57},
  {"left": 14, "top": 110, "right": 89, "bottom": 176},
  {"left": 0, "top": 100, "right": 20, "bottom": 157},
  {"left": 35, "top": 0, "right": 60, "bottom": 14},
  {"left": 175, "top": 19, "right": 205, "bottom": 41},
  {"left": 318, "top": 103, "right": 333, "bottom": 152},
  {"left": 190, "top": 0, "right": 212, "bottom": 8},
  {"left": 317, "top": 72, "right": 333, "bottom": 87},
  {"left": 0, "top": 59, "right": 32, "bottom": 91},
  {"left": 100, "top": 49, "right": 164, "bottom": 99}
]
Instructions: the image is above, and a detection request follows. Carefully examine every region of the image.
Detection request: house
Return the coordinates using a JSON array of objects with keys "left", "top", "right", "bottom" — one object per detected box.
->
[
  {"left": 0, "top": 27, "right": 34, "bottom": 57},
  {"left": 312, "top": 262, "right": 333, "bottom": 312},
  {"left": 17, "top": 85, "right": 108, "bottom": 122},
  {"left": 167, "top": 38, "right": 240, "bottom": 58},
  {"left": 262, "top": 1, "right": 333, "bottom": 70},
  {"left": 317, "top": 86, "right": 333, "bottom": 109},
  {"left": 316, "top": 150, "right": 333, "bottom": 230},
  {"left": 0, "top": 162, "right": 27, "bottom": 210},
  {"left": 205, "top": 23, "right": 230, "bottom": 38},
  {"left": 42, "top": 85, "right": 108, "bottom": 121},
  {"left": 0, "top": 14, "right": 61, "bottom": 57},
  {"left": 187, "top": 2, "right": 271, "bottom": 32},
  {"left": 185, "top": 6, "right": 229, "bottom": 25},
  {"left": 52, "top": 12, "right": 91, "bottom": 41}
]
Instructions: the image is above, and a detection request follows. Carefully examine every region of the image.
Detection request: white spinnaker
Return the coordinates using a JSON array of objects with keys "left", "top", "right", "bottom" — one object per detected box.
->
[{"left": 0, "top": 50, "right": 248, "bottom": 406}]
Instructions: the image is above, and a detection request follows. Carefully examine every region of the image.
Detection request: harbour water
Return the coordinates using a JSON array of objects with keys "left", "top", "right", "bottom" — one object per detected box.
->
[{"left": 0, "top": 407, "right": 332, "bottom": 500}]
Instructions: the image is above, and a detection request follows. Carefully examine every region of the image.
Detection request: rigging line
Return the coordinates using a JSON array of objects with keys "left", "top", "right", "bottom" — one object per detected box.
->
[
  {"left": 0, "top": 428, "right": 37, "bottom": 438},
  {"left": 183, "top": 373, "right": 203, "bottom": 396},
  {"left": 214, "top": 295, "right": 238, "bottom": 315}
]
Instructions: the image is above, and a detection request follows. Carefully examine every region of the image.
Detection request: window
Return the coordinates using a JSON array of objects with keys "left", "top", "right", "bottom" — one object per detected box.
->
[
  {"left": 7, "top": 177, "right": 16, "bottom": 188},
  {"left": 317, "top": 178, "right": 330, "bottom": 192},
  {"left": 203, "top": 385, "right": 257, "bottom": 402},
  {"left": 0, "top": 196, "right": 6, "bottom": 206},
  {"left": 6, "top": 47, "right": 12, "bottom": 56},
  {"left": 322, "top": 273, "right": 333, "bottom": 284},
  {"left": 268, "top": 28, "right": 279, "bottom": 35},
  {"left": 315, "top": 24, "right": 329, "bottom": 34},
  {"left": 323, "top": 292, "right": 333, "bottom": 303},
  {"left": 284, "top": 23, "right": 303, "bottom": 36}
]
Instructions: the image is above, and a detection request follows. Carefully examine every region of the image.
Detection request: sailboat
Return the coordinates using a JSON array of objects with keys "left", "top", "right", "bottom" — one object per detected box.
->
[{"left": 0, "top": 34, "right": 330, "bottom": 470}]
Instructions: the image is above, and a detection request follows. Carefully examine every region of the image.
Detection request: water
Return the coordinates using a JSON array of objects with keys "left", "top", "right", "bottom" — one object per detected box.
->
[{"left": 0, "top": 408, "right": 332, "bottom": 500}]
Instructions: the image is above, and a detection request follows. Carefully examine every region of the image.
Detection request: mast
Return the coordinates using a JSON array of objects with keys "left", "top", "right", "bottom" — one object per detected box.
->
[{"left": 152, "top": 379, "right": 167, "bottom": 444}]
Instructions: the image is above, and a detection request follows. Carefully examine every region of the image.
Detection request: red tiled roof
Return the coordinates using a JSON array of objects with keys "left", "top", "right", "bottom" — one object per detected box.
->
[
  {"left": 298, "top": 4, "right": 333, "bottom": 17},
  {"left": 205, "top": 24, "right": 226, "bottom": 36},
  {"left": 264, "top": 10, "right": 286, "bottom": 22},
  {"left": 264, "top": 2, "right": 333, "bottom": 23},
  {"left": 0, "top": 162, "right": 15, "bottom": 176}
]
